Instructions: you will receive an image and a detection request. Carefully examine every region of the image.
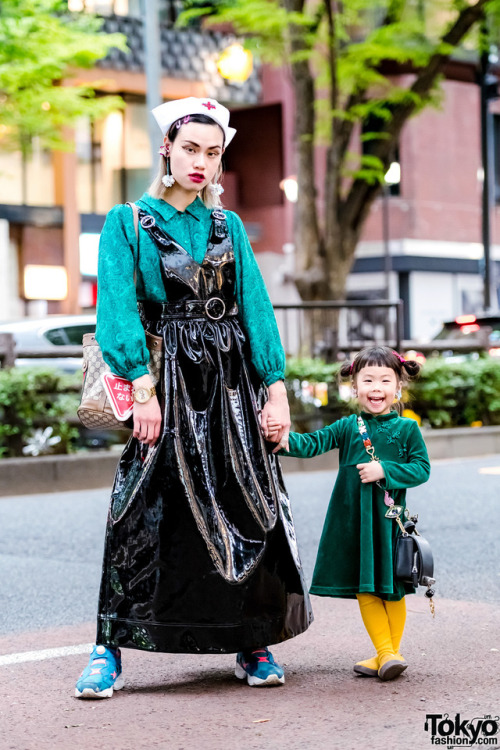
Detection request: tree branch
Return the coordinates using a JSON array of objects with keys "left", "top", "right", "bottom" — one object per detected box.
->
[
  {"left": 341, "top": 0, "right": 489, "bottom": 236},
  {"left": 333, "top": 0, "right": 407, "bottom": 173}
]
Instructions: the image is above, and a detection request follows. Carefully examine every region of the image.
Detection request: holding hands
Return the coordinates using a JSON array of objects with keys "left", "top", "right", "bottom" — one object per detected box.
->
[
  {"left": 260, "top": 380, "right": 291, "bottom": 453},
  {"left": 356, "top": 461, "right": 385, "bottom": 484}
]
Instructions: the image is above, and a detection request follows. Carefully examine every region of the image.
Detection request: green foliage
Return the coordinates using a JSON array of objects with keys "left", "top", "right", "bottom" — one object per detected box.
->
[
  {"left": 184, "top": 0, "right": 500, "bottom": 150},
  {"left": 285, "top": 356, "right": 339, "bottom": 382},
  {"left": 0, "top": 0, "right": 127, "bottom": 153},
  {"left": 0, "top": 367, "right": 80, "bottom": 457},
  {"left": 409, "top": 357, "right": 500, "bottom": 427}
]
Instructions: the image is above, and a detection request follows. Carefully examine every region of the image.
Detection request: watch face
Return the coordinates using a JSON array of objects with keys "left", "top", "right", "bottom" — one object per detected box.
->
[{"left": 134, "top": 387, "right": 150, "bottom": 404}]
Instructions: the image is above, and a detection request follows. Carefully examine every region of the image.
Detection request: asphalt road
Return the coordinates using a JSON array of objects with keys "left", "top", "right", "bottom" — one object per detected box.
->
[{"left": 1, "top": 454, "right": 499, "bottom": 635}]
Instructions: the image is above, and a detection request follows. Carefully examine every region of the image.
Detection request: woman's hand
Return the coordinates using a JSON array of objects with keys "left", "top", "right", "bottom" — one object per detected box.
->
[
  {"left": 260, "top": 380, "right": 291, "bottom": 453},
  {"left": 132, "top": 374, "right": 162, "bottom": 446},
  {"left": 356, "top": 461, "right": 385, "bottom": 484}
]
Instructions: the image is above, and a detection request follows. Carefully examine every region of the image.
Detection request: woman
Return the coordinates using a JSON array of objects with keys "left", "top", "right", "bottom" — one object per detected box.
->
[{"left": 75, "top": 97, "right": 312, "bottom": 698}]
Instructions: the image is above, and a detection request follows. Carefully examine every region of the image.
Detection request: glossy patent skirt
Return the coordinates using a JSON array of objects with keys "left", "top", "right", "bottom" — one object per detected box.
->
[{"left": 96, "top": 314, "right": 312, "bottom": 653}]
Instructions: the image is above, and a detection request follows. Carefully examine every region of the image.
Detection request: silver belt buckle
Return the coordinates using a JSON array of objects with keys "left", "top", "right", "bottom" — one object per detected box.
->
[{"left": 205, "top": 297, "right": 226, "bottom": 321}]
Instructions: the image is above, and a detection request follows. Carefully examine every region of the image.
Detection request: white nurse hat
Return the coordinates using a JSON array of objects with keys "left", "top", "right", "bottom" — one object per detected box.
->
[{"left": 152, "top": 97, "right": 237, "bottom": 146}]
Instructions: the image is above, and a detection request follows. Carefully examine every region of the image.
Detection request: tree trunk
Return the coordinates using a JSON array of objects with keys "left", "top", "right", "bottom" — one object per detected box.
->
[{"left": 284, "top": 0, "right": 326, "bottom": 301}]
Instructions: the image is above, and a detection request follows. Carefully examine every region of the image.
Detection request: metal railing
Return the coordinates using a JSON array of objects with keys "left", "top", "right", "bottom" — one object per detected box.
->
[
  {"left": 0, "top": 302, "right": 490, "bottom": 369},
  {"left": 273, "top": 300, "right": 404, "bottom": 361}
]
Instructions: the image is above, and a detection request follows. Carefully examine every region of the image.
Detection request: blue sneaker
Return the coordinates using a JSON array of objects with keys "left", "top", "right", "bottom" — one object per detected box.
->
[
  {"left": 75, "top": 645, "right": 124, "bottom": 699},
  {"left": 235, "top": 648, "right": 285, "bottom": 687}
]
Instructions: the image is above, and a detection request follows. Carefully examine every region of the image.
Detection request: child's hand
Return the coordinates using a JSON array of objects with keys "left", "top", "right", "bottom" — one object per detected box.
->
[
  {"left": 356, "top": 461, "right": 385, "bottom": 483},
  {"left": 264, "top": 417, "right": 282, "bottom": 441},
  {"left": 260, "top": 415, "right": 289, "bottom": 451}
]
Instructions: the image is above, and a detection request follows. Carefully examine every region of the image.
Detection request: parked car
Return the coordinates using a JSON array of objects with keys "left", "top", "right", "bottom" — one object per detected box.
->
[
  {"left": 432, "top": 313, "right": 500, "bottom": 359},
  {"left": 0, "top": 314, "right": 96, "bottom": 371}
]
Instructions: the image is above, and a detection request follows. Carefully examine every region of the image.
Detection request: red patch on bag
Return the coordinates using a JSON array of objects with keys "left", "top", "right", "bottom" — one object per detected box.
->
[{"left": 101, "top": 372, "right": 134, "bottom": 421}]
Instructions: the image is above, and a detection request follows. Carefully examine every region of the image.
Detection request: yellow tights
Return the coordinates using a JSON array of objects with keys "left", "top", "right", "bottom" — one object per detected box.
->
[{"left": 355, "top": 594, "right": 407, "bottom": 679}]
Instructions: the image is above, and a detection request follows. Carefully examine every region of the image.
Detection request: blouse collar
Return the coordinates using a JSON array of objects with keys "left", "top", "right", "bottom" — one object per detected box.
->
[{"left": 137, "top": 193, "right": 209, "bottom": 223}]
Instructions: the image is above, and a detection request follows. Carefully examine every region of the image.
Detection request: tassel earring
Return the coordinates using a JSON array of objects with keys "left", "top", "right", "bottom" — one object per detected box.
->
[
  {"left": 162, "top": 158, "right": 175, "bottom": 188},
  {"left": 209, "top": 181, "right": 224, "bottom": 196},
  {"left": 396, "top": 389, "right": 402, "bottom": 400}
]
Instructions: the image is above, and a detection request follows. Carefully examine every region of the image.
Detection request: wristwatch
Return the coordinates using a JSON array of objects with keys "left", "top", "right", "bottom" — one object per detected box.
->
[{"left": 132, "top": 385, "right": 156, "bottom": 404}]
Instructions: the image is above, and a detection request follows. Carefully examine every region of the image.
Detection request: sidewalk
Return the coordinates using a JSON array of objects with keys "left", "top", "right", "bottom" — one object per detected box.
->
[{"left": 1, "top": 595, "right": 498, "bottom": 750}]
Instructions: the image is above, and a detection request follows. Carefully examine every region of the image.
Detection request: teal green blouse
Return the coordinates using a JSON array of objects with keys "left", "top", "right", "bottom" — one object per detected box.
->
[{"left": 95, "top": 193, "right": 285, "bottom": 385}]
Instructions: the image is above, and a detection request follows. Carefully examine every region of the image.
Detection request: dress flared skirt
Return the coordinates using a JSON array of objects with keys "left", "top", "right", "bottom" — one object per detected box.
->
[{"left": 96, "top": 315, "right": 312, "bottom": 653}]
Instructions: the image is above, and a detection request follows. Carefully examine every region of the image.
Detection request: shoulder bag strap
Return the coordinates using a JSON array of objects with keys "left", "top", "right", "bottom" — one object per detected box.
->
[
  {"left": 126, "top": 202, "right": 140, "bottom": 286},
  {"left": 356, "top": 415, "right": 406, "bottom": 530},
  {"left": 127, "top": 201, "right": 139, "bottom": 239}
]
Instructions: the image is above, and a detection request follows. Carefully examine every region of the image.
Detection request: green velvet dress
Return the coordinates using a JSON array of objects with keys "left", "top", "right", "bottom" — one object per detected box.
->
[{"left": 285, "top": 412, "right": 430, "bottom": 601}]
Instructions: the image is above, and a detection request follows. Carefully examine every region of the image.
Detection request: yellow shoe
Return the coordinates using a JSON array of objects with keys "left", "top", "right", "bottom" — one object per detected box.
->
[
  {"left": 378, "top": 652, "right": 407, "bottom": 681},
  {"left": 353, "top": 655, "right": 378, "bottom": 677},
  {"left": 354, "top": 652, "right": 407, "bottom": 677}
]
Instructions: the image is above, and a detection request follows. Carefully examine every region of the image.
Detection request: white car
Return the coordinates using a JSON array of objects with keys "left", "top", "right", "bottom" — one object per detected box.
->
[{"left": 0, "top": 314, "right": 96, "bottom": 371}]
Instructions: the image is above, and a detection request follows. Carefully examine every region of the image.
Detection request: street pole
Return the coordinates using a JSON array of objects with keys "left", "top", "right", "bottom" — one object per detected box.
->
[
  {"left": 480, "top": 45, "right": 493, "bottom": 311},
  {"left": 382, "top": 183, "right": 391, "bottom": 301},
  {"left": 142, "top": 0, "right": 162, "bottom": 182}
]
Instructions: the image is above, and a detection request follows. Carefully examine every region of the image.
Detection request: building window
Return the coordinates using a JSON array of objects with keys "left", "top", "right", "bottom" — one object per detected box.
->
[{"left": 76, "top": 99, "right": 152, "bottom": 214}]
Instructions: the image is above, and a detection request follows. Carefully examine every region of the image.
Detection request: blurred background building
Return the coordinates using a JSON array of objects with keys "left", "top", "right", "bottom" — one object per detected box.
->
[{"left": 0, "top": 0, "right": 499, "bottom": 340}]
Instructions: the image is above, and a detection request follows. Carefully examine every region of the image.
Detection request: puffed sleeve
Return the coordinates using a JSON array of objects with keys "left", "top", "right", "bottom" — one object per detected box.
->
[
  {"left": 95, "top": 204, "right": 150, "bottom": 381},
  {"left": 380, "top": 421, "right": 431, "bottom": 489},
  {"left": 227, "top": 212, "right": 285, "bottom": 386},
  {"left": 284, "top": 420, "right": 345, "bottom": 458}
]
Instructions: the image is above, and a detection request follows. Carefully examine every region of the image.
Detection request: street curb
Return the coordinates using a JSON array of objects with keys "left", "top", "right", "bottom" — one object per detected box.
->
[{"left": 1, "top": 426, "right": 500, "bottom": 497}]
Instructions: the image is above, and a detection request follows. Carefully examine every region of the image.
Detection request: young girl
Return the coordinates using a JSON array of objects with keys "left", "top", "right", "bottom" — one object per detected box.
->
[{"left": 279, "top": 345, "right": 430, "bottom": 681}]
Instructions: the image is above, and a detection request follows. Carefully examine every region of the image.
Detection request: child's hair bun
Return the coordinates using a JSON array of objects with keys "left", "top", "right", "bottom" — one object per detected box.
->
[
  {"left": 403, "top": 359, "right": 421, "bottom": 377},
  {"left": 339, "top": 361, "right": 353, "bottom": 379}
]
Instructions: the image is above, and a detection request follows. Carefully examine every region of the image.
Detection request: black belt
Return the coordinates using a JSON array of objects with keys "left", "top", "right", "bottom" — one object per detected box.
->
[{"left": 138, "top": 298, "right": 238, "bottom": 321}]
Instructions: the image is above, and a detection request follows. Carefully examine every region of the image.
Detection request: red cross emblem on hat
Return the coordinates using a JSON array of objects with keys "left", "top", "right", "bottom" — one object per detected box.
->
[{"left": 202, "top": 101, "right": 216, "bottom": 110}]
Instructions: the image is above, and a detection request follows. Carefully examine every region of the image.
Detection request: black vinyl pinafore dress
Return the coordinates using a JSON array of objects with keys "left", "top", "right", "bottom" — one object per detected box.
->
[{"left": 96, "top": 208, "right": 313, "bottom": 654}]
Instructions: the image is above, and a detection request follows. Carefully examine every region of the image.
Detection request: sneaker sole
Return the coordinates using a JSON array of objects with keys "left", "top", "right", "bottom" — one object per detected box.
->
[
  {"left": 235, "top": 662, "right": 285, "bottom": 687},
  {"left": 75, "top": 674, "right": 125, "bottom": 699}
]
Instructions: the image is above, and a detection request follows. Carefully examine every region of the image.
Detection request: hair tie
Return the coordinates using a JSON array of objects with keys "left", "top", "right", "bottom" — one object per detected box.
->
[
  {"left": 349, "top": 362, "right": 354, "bottom": 374},
  {"left": 392, "top": 350, "right": 405, "bottom": 364}
]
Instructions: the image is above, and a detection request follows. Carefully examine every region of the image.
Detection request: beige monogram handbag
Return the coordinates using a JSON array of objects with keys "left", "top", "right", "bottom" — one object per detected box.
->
[{"left": 77, "top": 331, "right": 162, "bottom": 429}]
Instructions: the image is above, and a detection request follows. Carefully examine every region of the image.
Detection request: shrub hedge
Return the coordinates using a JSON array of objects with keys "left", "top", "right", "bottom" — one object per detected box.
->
[
  {"left": 0, "top": 368, "right": 80, "bottom": 458},
  {"left": 1, "top": 356, "right": 499, "bottom": 457}
]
